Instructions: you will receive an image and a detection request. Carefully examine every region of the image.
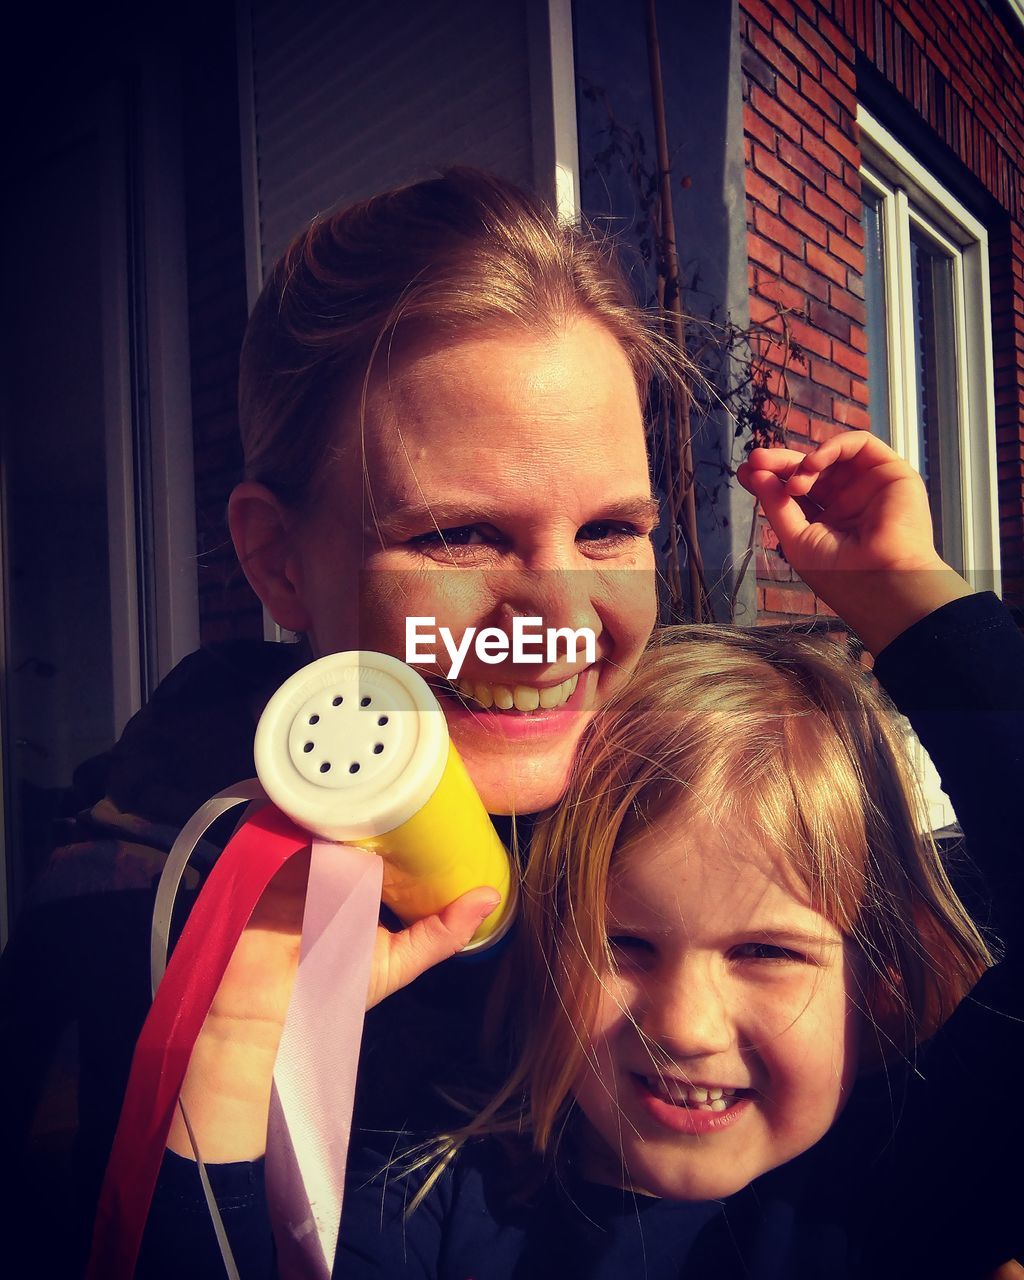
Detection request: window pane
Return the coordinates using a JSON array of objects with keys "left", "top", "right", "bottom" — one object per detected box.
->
[
  {"left": 909, "top": 226, "right": 964, "bottom": 572},
  {"left": 861, "top": 186, "right": 892, "bottom": 445}
]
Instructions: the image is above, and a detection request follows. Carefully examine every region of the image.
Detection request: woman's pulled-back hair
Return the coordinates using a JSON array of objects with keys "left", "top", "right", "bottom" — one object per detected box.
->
[
  {"left": 239, "top": 168, "right": 668, "bottom": 509},
  {"left": 457, "top": 626, "right": 992, "bottom": 1176}
]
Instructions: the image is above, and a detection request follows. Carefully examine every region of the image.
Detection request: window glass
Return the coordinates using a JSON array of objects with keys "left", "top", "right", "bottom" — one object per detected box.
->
[
  {"left": 908, "top": 226, "right": 964, "bottom": 571},
  {"left": 861, "top": 185, "right": 892, "bottom": 447}
]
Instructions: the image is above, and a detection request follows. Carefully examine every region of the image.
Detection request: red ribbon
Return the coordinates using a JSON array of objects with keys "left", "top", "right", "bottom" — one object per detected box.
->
[{"left": 88, "top": 803, "right": 310, "bottom": 1280}]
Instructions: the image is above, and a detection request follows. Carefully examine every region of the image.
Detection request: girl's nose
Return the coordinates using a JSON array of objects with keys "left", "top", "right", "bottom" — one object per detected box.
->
[{"left": 638, "top": 969, "right": 736, "bottom": 1061}]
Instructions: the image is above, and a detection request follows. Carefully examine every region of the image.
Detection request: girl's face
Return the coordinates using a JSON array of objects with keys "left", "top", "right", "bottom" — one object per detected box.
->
[
  {"left": 285, "top": 317, "right": 657, "bottom": 814},
  {"left": 573, "top": 808, "right": 861, "bottom": 1201}
]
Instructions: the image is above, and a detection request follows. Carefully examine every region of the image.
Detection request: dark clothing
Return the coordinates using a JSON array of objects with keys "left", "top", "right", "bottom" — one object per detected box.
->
[
  {"left": 6, "top": 596, "right": 1024, "bottom": 1278},
  {"left": 140, "top": 593, "right": 1024, "bottom": 1278}
]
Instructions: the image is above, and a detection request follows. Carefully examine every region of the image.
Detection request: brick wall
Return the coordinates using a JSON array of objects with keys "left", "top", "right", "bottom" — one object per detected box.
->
[
  {"left": 739, "top": 0, "right": 1024, "bottom": 617},
  {"left": 181, "top": 6, "right": 265, "bottom": 644}
]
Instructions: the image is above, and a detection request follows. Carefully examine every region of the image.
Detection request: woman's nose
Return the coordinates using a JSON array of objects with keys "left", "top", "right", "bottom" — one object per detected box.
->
[
  {"left": 638, "top": 968, "right": 736, "bottom": 1061},
  {"left": 498, "top": 569, "right": 604, "bottom": 653}
]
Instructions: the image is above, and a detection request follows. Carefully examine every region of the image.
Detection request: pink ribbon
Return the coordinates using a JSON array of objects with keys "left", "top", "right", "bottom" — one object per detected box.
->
[
  {"left": 89, "top": 808, "right": 385, "bottom": 1280},
  {"left": 267, "top": 841, "right": 383, "bottom": 1278}
]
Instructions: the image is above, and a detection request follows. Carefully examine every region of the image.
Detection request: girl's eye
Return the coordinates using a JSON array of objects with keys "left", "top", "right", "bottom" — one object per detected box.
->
[
  {"left": 607, "top": 935, "right": 656, "bottom": 968},
  {"left": 732, "top": 942, "right": 809, "bottom": 964}
]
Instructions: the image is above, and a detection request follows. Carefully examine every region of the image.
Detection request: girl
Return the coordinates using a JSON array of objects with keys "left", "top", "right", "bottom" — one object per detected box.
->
[{"left": 334, "top": 450, "right": 1024, "bottom": 1279}]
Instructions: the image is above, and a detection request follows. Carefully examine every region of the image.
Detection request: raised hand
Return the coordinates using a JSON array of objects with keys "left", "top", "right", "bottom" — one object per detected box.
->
[{"left": 736, "top": 431, "right": 973, "bottom": 653}]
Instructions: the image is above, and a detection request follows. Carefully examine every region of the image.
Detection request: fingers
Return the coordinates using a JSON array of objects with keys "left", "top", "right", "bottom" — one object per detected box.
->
[
  {"left": 743, "top": 432, "right": 901, "bottom": 494},
  {"left": 368, "top": 887, "right": 503, "bottom": 1009},
  {"left": 738, "top": 468, "right": 812, "bottom": 549}
]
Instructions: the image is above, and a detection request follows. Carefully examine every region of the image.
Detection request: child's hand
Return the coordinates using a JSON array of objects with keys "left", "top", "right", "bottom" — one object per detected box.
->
[{"left": 736, "top": 432, "right": 973, "bottom": 653}]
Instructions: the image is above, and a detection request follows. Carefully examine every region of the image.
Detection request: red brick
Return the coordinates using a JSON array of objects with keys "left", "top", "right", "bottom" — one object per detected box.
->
[
  {"left": 829, "top": 284, "right": 868, "bottom": 324},
  {"left": 764, "top": 584, "right": 817, "bottom": 615},
  {"left": 776, "top": 77, "right": 826, "bottom": 134},
  {"left": 747, "top": 22, "right": 799, "bottom": 85},
  {"left": 759, "top": 275, "right": 809, "bottom": 313},
  {"left": 781, "top": 253, "right": 831, "bottom": 302},
  {"left": 795, "top": 16, "right": 840, "bottom": 72},
  {"left": 752, "top": 143, "right": 805, "bottom": 199},
  {"left": 751, "top": 84, "right": 805, "bottom": 143},
  {"left": 851, "top": 378, "right": 870, "bottom": 405},
  {"left": 787, "top": 314, "right": 832, "bottom": 359},
  {"left": 831, "top": 339, "right": 869, "bottom": 379},
  {"left": 832, "top": 400, "right": 872, "bottom": 429},
  {"left": 825, "top": 172, "right": 864, "bottom": 217},
  {"left": 747, "top": 168, "right": 782, "bottom": 212},
  {"left": 742, "top": 0, "right": 794, "bottom": 32},
  {"left": 801, "top": 130, "right": 846, "bottom": 178},
  {"left": 750, "top": 294, "right": 785, "bottom": 327},
  {"left": 810, "top": 417, "right": 845, "bottom": 442},
  {"left": 780, "top": 194, "right": 829, "bottom": 246},
  {"left": 788, "top": 371, "right": 836, "bottom": 415},
  {"left": 749, "top": 232, "right": 784, "bottom": 273},
  {"left": 806, "top": 242, "right": 847, "bottom": 286},
  {"left": 754, "top": 205, "right": 806, "bottom": 256},
  {"left": 810, "top": 357, "right": 853, "bottom": 395},
  {"left": 805, "top": 186, "right": 847, "bottom": 231},
  {"left": 744, "top": 103, "right": 778, "bottom": 150},
  {"left": 815, "top": 10, "right": 856, "bottom": 61},
  {"left": 771, "top": 18, "right": 823, "bottom": 77},
  {"left": 819, "top": 62, "right": 857, "bottom": 113},
  {"left": 828, "top": 229, "right": 865, "bottom": 271},
  {"left": 823, "top": 120, "right": 861, "bottom": 167},
  {"left": 892, "top": 2, "right": 927, "bottom": 48},
  {"left": 780, "top": 406, "right": 812, "bottom": 436}
]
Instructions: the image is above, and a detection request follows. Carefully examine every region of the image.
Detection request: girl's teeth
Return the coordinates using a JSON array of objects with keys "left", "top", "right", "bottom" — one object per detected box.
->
[
  {"left": 493, "top": 686, "right": 514, "bottom": 710},
  {"left": 646, "top": 1078, "right": 739, "bottom": 1109},
  {"left": 474, "top": 683, "right": 494, "bottom": 708}
]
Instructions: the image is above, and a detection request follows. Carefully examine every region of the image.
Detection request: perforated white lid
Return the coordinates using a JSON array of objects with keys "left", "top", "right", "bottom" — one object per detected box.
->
[{"left": 254, "top": 651, "right": 449, "bottom": 841}]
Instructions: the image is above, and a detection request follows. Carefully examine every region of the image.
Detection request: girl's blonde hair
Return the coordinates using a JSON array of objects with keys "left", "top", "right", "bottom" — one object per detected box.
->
[
  {"left": 238, "top": 167, "right": 675, "bottom": 510},
  {"left": 454, "top": 625, "right": 991, "bottom": 1178}
]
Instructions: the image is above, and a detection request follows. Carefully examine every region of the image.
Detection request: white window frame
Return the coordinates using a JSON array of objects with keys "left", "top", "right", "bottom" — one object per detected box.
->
[
  {"left": 859, "top": 108, "right": 1001, "bottom": 832},
  {"left": 858, "top": 106, "right": 1001, "bottom": 588}
]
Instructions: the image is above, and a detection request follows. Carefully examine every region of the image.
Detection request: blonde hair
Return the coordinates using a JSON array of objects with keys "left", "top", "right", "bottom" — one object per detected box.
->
[
  {"left": 440, "top": 625, "right": 992, "bottom": 1184},
  {"left": 238, "top": 168, "right": 675, "bottom": 510}
]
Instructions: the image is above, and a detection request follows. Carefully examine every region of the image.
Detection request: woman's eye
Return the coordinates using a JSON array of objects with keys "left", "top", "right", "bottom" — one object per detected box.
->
[
  {"left": 408, "top": 525, "right": 501, "bottom": 551},
  {"left": 576, "top": 521, "right": 649, "bottom": 550},
  {"left": 733, "top": 942, "right": 808, "bottom": 964}
]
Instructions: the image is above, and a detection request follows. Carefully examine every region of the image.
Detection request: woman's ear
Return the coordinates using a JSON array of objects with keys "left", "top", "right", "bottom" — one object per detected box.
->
[{"left": 228, "top": 482, "right": 312, "bottom": 633}]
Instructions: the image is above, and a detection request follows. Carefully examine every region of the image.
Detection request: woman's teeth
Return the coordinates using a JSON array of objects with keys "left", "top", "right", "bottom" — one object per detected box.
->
[
  {"left": 643, "top": 1078, "right": 740, "bottom": 1112},
  {"left": 455, "top": 672, "right": 579, "bottom": 713}
]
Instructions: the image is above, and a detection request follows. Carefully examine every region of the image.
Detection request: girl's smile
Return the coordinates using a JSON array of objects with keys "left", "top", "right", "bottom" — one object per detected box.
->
[{"left": 575, "top": 808, "right": 861, "bottom": 1202}]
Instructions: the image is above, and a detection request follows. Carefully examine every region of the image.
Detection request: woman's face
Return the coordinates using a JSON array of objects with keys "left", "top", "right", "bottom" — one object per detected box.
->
[
  {"left": 573, "top": 810, "right": 861, "bottom": 1201},
  {"left": 286, "top": 317, "right": 658, "bottom": 814}
]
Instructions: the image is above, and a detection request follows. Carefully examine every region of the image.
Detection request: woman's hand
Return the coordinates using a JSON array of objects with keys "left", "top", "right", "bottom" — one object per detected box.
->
[
  {"left": 169, "top": 853, "right": 499, "bottom": 1162},
  {"left": 367, "top": 885, "right": 500, "bottom": 1009},
  {"left": 736, "top": 432, "right": 974, "bottom": 654}
]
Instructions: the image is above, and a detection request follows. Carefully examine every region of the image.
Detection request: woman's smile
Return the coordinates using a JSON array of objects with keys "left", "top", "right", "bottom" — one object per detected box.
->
[{"left": 286, "top": 317, "right": 658, "bottom": 813}]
